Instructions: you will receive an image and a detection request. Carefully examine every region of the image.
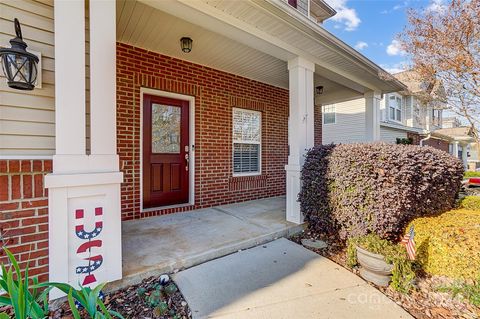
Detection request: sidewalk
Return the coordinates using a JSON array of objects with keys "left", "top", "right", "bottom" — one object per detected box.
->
[{"left": 173, "top": 238, "right": 413, "bottom": 319}]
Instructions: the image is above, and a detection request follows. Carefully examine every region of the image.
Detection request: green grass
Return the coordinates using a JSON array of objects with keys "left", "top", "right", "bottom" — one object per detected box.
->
[
  {"left": 464, "top": 171, "right": 480, "bottom": 178},
  {"left": 438, "top": 278, "right": 480, "bottom": 307},
  {"left": 459, "top": 196, "right": 480, "bottom": 210}
]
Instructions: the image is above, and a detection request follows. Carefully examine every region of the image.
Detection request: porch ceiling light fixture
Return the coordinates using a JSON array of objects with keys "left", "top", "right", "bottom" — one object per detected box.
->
[
  {"left": 315, "top": 86, "right": 324, "bottom": 95},
  {"left": 0, "top": 18, "right": 39, "bottom": 91},
  {"left": 180, "top": 37, "right": 193, "bottom": 53}
]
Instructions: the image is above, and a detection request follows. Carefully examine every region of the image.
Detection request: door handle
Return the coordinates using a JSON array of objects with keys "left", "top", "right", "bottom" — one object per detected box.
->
[{"left": 185, "top": 153, "right": 189, "bottom": 171}]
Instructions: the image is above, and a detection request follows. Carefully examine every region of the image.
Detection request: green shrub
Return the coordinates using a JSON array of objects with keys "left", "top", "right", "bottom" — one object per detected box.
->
[
  {"left": 464, "top": 171, "right": 480, "bottom": 178},
  {"left": 460, "top": 196, "right": 480, "bottom": 210},
  {"left": 38, "top": 282, "right": 123, "bottom": 319},
  {"left": 396, "top": 137, "right": 413, "bottom": 145},
  {"left": 299, "top": 143, "right": 464, "bottom": 240},
  {"left": 0, "top": 248, "right": 123, "bottom": 319},
  {"left": 437, "top": 277, "right": 480, "bottom": 307},
  {"left": 347, "top": 234, "right": 415, "bottom": 293},
  {"left": 0, "top": 248, "right": 51, "bottom": 319},
  {"left": 408, "top": 209, "right": 480, "bottom": 279}
]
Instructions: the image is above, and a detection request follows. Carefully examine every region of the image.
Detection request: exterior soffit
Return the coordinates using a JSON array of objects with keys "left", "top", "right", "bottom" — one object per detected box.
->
[{"left": 138, "top": 0, "right": 401, "bottom": 93}]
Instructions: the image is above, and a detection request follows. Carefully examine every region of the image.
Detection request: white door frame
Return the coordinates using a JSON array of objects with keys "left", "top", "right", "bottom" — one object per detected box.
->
[{"left": 140, "top": 88, "right": 195, "bottom": 212}]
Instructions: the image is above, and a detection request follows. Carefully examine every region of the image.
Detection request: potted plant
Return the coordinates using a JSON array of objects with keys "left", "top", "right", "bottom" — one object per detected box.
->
[{"left": 347, "top": 234, "right": 415, "bottom": 293}]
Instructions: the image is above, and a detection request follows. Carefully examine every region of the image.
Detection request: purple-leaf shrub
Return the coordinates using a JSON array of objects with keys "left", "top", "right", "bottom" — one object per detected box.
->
[{"left": 299, "top": 143, "right": 464, "bottom": 240}]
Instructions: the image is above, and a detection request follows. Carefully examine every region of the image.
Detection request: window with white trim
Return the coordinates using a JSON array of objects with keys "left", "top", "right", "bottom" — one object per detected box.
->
[
  {"left": 323, "top": 104, "right": 336, "bottom": 124},
  {"left": 389, "top": 95, "right": 402, "bottom": 122},
  {"left": 232, "top": 108, "right": 261, "bottom": 175}
]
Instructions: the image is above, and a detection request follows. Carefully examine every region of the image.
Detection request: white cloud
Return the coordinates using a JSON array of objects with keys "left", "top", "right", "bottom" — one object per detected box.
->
[
  {"left": 328, "top": 0, "right": 361, "bottom": 31},
  {"left": 386, "top": 39, "right": 406, "bottom": 56},
  {"left": 381, "top": 61, "right": 408, "bottom": 74},
  {"left": 354, "top": 41, "right": 368, "bottom": 51},
  {"left": 426, "top": 0, "right": 447, "bottom": 13},
  {"left": 380, "top": 1, "right": 410, "bottom": 14}
]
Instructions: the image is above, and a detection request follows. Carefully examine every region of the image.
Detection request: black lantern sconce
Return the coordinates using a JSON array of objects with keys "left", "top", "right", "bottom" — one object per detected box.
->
[
  {"left": 180, "top": 37, "right": 193, "bottom": 53},
  {"left": 0, "top": 18, "right": 39, "bottom": 91},
  {"left": 315, "top": 85, "right": 324, "bottom": 95}
]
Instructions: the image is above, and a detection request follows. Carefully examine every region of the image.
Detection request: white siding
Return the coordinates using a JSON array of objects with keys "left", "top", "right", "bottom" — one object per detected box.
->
[
  {"left": 297, "top": 0, "right": 309, "bottom": 16},
  {"left": 321, "top": 98, "right": 367, "bottom": 144},
  {"left": 0, "top": 0, "right": 55, "bottom": 157},
  {"left": 380, "top": 126, "right": 407, "bottom": 144}
]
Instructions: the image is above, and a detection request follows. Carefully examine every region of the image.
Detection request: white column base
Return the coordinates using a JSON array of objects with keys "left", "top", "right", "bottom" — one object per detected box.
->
[
  {"left": 285, "top": 165, "right": 303, "bottom": 224},
  {"left": 46, "top": 171, "right": 123, "bottom": 299},
  {"left": 52, "top": 154, "right": 119, "bottom": 174}
]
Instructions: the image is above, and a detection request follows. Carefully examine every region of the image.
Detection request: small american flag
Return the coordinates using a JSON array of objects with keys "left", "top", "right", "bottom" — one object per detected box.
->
[{"left": 401, "top": 225, "right": 416, "bottom": 261}]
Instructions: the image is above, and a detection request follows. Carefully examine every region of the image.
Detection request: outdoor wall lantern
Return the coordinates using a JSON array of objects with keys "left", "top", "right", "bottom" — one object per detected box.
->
[
  {"left": 315, "top": 86, "right": 324, "bottom": 95},
  {"left": 180, "top": 37, "right": 193, "bottom": 53},
  {"left": 0, "top": 18, "right": 39, "bottom": 91}
]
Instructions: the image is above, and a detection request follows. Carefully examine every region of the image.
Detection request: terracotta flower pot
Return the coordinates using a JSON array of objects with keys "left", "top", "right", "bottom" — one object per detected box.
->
[{"left": 356, "top": 245, "right": 393, "bottom": 287}]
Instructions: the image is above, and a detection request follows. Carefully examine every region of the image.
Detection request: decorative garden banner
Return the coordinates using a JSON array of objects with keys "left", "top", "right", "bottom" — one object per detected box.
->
[{"left": 74, "top": 207, "right": 104, "bottom": 286}]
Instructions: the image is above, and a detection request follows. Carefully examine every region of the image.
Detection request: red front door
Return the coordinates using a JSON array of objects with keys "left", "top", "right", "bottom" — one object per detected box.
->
[{"left": 143, "top": 94, "right": 189, "bottom": 208}]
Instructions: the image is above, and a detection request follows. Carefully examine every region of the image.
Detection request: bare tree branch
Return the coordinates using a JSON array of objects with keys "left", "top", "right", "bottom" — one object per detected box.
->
[{"left": 399, "top": 0, "right": 480, "bottom": 144}]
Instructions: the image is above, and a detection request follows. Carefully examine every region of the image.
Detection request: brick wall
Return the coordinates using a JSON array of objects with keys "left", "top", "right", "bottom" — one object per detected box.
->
[
  {"left": 117, "top": 43, "right": 290, "bottom": 220},
  {"left": 407, "top": 132, "right": 421, "bottom": 145},
  {"left": 407, "top": 132, "right": 450, "bottom": 153},
  {"left": 424, "top": 137, "right": 450, "bottom": 153},
  {"left": 0, "top": 159, "right": 50, "bottom": 282}
]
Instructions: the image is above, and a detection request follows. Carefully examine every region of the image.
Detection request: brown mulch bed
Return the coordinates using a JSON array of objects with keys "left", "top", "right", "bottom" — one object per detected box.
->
[
  {"left": 50, "top": 276, "right": 192, "bottom": 319},
  {"left": 290, "top": 230, "right": 480, "bottom": 319}
]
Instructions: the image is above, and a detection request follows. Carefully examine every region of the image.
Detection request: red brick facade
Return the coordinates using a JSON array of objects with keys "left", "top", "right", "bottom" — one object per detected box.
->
[
  {"left": 407, "top": 132, "right": 422, "bottom": 145},
  {"left": 116, "top": 43, "right": 290, "bottom": 220},
  {"left": 424, "top": 137, "right": 450, "bottom": 153},
  {"left": 407, "top": 132, "right": 450, "bottom": 153},
  {"left": 0, "top": 159, "right": 50, "bottom": 282}
]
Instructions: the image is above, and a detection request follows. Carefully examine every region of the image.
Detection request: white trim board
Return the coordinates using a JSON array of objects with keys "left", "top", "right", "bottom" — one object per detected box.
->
[
  {"left": 0, "top": 155, "right": 53, "bottom": 160},
  {"left": 139, "top": 88, "right": 195, "bottom": 212}
]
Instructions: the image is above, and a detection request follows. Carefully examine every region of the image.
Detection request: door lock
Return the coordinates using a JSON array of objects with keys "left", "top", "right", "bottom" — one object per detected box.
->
[{"left": 185, "top": 153, "right": 189, "bottom": 171}]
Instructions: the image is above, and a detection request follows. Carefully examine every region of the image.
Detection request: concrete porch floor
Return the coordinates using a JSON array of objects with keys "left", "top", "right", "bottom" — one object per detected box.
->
[{"left": 108, "top": 196, "right": 303, "bottom": 291}]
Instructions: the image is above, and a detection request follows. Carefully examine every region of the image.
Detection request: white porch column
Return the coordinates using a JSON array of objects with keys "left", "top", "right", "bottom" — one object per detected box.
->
[
  {"left": 90, "top": 0, "right": 117, "bottom": 157},
  {"left": 452, "top": 141, "right": 459, "bottom": 158},
  {"left": 46, "top": 0, "right": 123, "bottom": 299},
  {"left": 54, "top": 0, "right": 85, "bottom": 155},
  {"left": 461, "top": 143, "right": 468, "bottom": 168},
  {"left": 364, "top": 91, "right": 381, "bottom": 141},
  {"left": 286, "top": 57, "right": 315, "bottom": 224}
]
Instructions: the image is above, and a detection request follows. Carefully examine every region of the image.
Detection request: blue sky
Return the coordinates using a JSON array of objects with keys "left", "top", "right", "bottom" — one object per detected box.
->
[{"left": 323, "top": 0, "right": 446, "bottom": 74}]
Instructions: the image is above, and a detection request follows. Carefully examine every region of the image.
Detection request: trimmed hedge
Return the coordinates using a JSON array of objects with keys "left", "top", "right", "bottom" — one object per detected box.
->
[
  {"left": 464, "top": 171, "right": 480, "bottom": 178},
  {"left": 408, "top": 209, "right": 480, "bottom": 279},
  {"left": 460, "top": 196, "right": 480, "bottom": 210},
  {"left": 299, "top": 143, "right": 464, "bottom": 240}
]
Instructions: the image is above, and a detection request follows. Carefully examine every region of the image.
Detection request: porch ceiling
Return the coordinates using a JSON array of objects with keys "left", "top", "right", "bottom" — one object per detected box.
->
[
  {"left": 116, "top": 0, "right": 360, "bottom": 95},
  {"left": 133, "top": 0, "right": 404, "bottom": 93},
  {"left": 116, "top": 0, "right": 289, "bottom": 88}
]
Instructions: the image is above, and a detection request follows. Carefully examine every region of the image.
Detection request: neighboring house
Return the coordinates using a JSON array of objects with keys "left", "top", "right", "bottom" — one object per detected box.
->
[
  {"left": 442, "top": 116, "right": 462, "bottom": 129},
  {"left": 321, "top": 70, "right": 450, "bottom": 151},
  {"left": 432, "top": 127, "right": 478, "bottom": 170},
  {"left": 0, "top": 0, "right": 404, "bottom": 296}
]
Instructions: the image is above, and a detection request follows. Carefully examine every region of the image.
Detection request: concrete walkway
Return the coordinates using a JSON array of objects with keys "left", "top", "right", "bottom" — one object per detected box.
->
[
  {"left": 109, "top": 196, "right": 303, "bottom": 291},
  {"left": 174, "top": 238, "right": 413, "bottom": 319}
]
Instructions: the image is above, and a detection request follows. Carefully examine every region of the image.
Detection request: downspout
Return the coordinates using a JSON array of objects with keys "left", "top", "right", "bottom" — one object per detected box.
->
[
  {"left": 420, "top": 106, "right": 432, "bottom": 146},
  {"left": 420, "top": 133, "right": 431, "bottom": 147}
]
